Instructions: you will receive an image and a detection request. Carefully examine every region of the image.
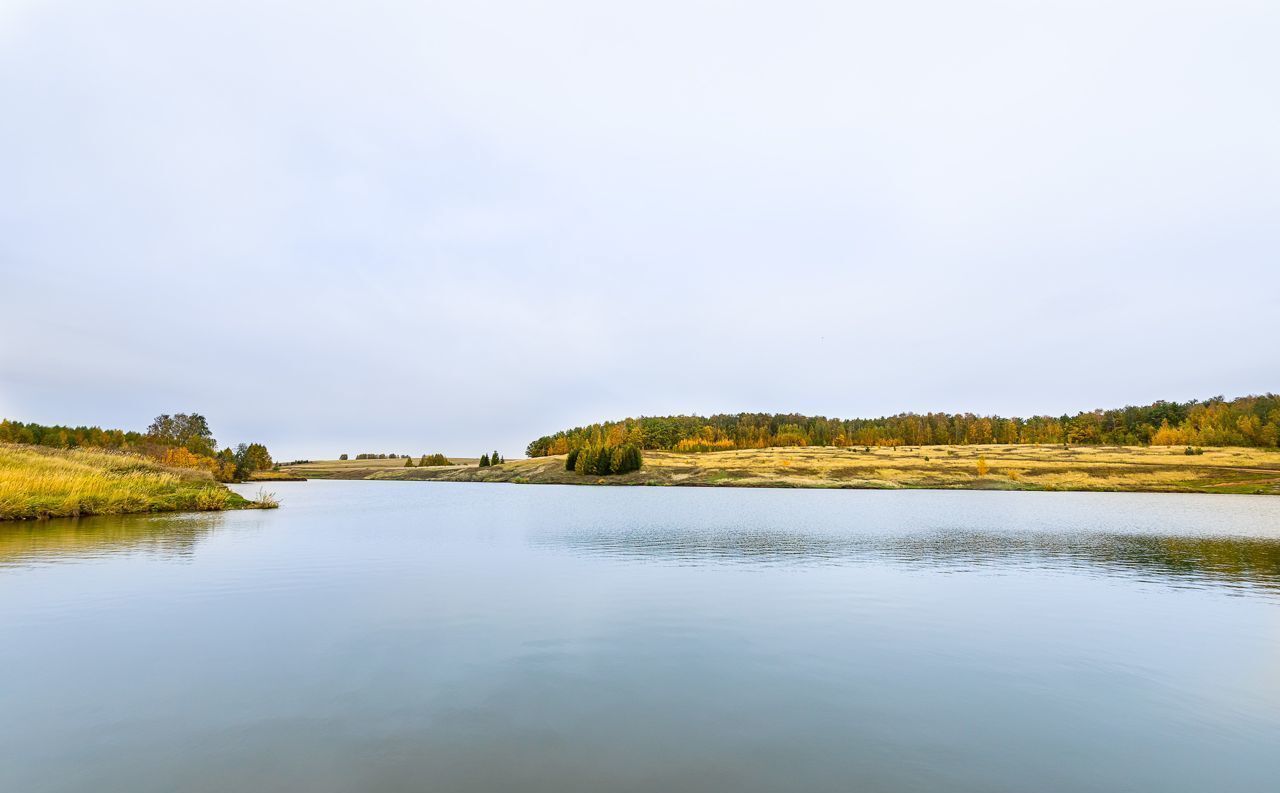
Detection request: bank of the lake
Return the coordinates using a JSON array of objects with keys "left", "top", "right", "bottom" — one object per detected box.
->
[
  {"left": 0, "top": 443, "right": 278, "bottom": 520},
  {"left": 283, "top": 444, "right": 1280, "bottom": 495}
]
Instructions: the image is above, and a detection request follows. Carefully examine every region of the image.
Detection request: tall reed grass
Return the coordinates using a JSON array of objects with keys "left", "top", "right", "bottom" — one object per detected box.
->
[{"left": 0, "top": 444, "right": 276, "bottom": 520}]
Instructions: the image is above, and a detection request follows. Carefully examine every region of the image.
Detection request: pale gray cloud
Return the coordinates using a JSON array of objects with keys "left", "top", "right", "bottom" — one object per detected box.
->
[{"left": 2, "top": 1, "right": 1277, "bottom": 458}]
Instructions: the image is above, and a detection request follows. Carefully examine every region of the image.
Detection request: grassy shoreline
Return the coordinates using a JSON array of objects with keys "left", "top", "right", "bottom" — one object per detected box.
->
[
  {"left": 284, "top": 445, "right": 1280, "bottom": 495},
  {"left": 0, "top": 443, "right": 279, "bottom": 521}
]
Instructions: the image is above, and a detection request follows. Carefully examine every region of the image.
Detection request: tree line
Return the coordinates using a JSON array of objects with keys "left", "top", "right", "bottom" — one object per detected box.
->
[
  {"left": 566, "top": 443, "right": 643, "bottom": 475},
  {"left": 526, "top": 394, "right": 1280, "bottom": 456},
  {"left": 0, "top": 413, "right": 274, "bottom": 482},
  {"left": 404, "top": 453, "right": 454, "bottom": 467}
]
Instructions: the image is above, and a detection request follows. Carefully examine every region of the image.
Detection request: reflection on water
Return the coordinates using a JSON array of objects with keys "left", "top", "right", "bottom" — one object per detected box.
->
[
  {"left": 2, "top": 482, "right": 1279, "bottom": 793},
  {"left": 0, "top": 512, "right": 228, "bottom": 568},
  {"left": 7, "top": 499, "right": 1280, "bottom": 594},
  {"left": 535, "top": 527, "right": 1280, "bottom": 593}
]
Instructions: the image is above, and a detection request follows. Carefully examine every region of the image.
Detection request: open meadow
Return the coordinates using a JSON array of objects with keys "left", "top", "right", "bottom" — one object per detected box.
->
[{"left": 283, "top": 445, "right": 1280, "bottom": 494}]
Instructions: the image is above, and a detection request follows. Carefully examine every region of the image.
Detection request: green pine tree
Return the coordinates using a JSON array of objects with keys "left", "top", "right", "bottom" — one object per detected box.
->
[{"left": 479, "top": 453, "right": 490, "bottom": 467}]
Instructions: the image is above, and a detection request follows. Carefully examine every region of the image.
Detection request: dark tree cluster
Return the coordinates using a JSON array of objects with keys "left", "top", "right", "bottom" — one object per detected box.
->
[
  {"left": 227, "top": 443, "right": 272, "bottom": 479},
  {"left": 566, "top": 443, "right": 642, "bottom": 476},
  {"left": 479, "top": 451, "right": 504, "bottom": 467},
  {"left": 526, "top": 394, "right": 1280, "bottom": 456},
  {"left": 404, "top": 453, "right": 456, "bottom": 467}
]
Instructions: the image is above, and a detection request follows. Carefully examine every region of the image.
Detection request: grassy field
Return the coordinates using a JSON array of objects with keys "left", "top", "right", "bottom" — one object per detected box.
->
[
  {"left": 283, "top": 445, "right": 1280, "bottom": 494},
  {"left": 246, "top": 469, "right": 308, "bottom": 482},
  {"left": 284, "top": 457, "right": 476, "bottom": 479},
  {"left": 0, "top": 443, "right": 279, "bottom": 520}
]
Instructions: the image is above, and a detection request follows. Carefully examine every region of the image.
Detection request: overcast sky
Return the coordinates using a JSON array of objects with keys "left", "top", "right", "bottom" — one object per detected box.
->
[{"left": 1, "top": 1, "right": 1277, "bottom": 459}]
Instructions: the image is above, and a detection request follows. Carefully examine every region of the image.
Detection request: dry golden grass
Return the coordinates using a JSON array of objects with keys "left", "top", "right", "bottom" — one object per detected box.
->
[
  {"left": 285, "top": 444, "right": 1280, "bottom": 494},
  {"left": 0, "top": 444, "right": 277, "bottom": 520},
  {"left": 635, "top": 444, "right": 1280, "bottom": 494},
  {"left": 246, "top": 469, "right": 307, "bottom": 482}
]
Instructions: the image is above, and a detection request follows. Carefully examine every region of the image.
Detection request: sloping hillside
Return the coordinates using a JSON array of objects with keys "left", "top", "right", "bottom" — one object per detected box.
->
[{"left": 0, "top": 443, "right": 277, "bottom": 520}]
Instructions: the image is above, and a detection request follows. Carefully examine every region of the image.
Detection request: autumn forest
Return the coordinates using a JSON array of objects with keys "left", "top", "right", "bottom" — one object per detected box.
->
[{"left": 526, "top": 394, "right": 1280, "bottom": 457}]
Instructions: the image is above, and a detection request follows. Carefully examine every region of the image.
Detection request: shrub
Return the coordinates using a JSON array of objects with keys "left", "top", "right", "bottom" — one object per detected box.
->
[
  {"left": 194, "top": 487, "right": 231, "bottom": 510},
  {"left": 251, "top": 488, "right": 279, "bottom": 509}
]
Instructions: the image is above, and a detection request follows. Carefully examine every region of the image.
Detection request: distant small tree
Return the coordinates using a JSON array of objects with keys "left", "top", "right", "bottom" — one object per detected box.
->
[
  {"left": 479, "top": 453, "right": 491, "bottom": 467},
  {"left": 404, "top": 456, "right": 415, "bottom": 467},
  {"left": 566, "top": 448, "right": 580, "bottom": 471},
  {"left": 339, "top": 453, "right": 348, "bottom": 460},
  {"left": 976, "top": 456, "right": 989, "bottom": 477},
  {"left": 491, "top": 450, "right": 501, "bottom": 466}
]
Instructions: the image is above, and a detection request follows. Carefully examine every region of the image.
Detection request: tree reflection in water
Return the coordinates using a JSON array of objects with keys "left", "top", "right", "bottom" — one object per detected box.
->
[
  {"left": 0, "top": 513, "right": 228, "bottom": 567},
  {"left": 533, "top": 526, "right": 1280, "bottom": 593}
]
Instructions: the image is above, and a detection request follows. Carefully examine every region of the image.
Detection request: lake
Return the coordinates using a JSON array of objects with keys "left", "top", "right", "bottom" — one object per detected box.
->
[{"left": 2, "top": 481, "right": 1279, "bottom": 792}]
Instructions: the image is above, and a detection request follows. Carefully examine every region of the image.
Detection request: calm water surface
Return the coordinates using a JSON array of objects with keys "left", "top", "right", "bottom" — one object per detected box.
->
[{"left": 2, "top": 482, "right": 1279, "bottom": 792}]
